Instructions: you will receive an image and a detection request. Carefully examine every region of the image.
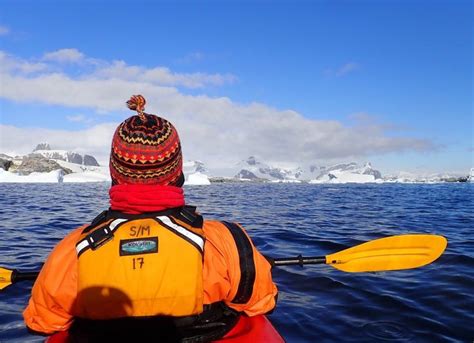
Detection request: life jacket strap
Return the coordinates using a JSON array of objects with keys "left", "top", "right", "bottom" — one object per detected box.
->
[
  {"left": 176, "top": 205, "right": 203, "bottom": 228},
  {"left": 76, "top": 218, "right": 128, "bottom": 256},
  {"left": 156, "top": 216, "right": 205, "bottom": 253},
  {"left": 221, "top": 222, "right": 256, "bottom": 304}
]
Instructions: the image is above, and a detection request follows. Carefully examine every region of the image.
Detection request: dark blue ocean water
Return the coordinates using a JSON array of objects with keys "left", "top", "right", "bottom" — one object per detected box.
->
[{"left": 0, "top": 183, "right": 473, "bottom": 342}]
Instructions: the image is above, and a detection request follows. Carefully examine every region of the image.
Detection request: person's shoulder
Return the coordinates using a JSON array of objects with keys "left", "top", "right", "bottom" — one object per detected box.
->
[
  {"left": 58, "top": 224, "right": 89, "bottom": 246},
  {"left": 203, "top": 219, "right": 221, "bottom": 225},
  {"left": 203, "top": 220, "right": 249, "bottom": 241},
  {"left": 203, "top": 219, "right": 225, "bottom": 230}
]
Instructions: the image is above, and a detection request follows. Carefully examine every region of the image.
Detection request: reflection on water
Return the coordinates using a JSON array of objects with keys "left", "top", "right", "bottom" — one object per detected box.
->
[{"left": 0, "top": 183, "right": 473, "bottom": 342}]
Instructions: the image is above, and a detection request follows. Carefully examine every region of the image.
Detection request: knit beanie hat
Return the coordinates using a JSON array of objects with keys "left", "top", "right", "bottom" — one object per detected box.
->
[{"left": 109, "top": 95, "right": 184, "bottom": 186}]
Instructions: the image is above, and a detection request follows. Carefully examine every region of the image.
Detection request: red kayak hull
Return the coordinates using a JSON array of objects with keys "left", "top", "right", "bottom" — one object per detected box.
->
[
  {"left": 216, "top": 315, "right": 284, "bottom": 342},
  {"left": 46, "top": 315, "right": 284, "bottom": 342}
]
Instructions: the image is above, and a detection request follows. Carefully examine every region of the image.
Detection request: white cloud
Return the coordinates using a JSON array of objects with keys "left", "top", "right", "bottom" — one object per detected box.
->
[
  {"left": 1, "top": 49, "right": 235, "bottom": 90},
  {"left": 0, "top": 124, "right": 116, "bottom": 165},
  {"left": 66, "top": 114, "right": 95, "bottom": 124},
  {"left": 0, "top": 25, "right": 9, "bottom": 36},
  {"left": 97, "top": 60, "right": 236, "bottom": 88},
  {"left": 0, "top": 51, "right": 47, "bottom": 74},
  {"left": 43, "top": 48, "right": 85, "bottom": 63},
  {"left": 67, "top": 115, "right": 86, "bottom": 122},
  {"left": 0, "top": 50, "right": 434, "bottom": 168}
]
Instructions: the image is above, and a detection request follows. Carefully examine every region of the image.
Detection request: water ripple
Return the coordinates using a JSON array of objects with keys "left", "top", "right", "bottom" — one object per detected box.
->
[{"left": 362, "top": 322, "right": 413, "bottom": 341}]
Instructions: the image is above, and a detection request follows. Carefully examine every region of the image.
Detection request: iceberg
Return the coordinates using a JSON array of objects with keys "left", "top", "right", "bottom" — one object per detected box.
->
[
  {"left": 63, "top": 171, "right": 111, "bottom": 183},
  {"left": 328, "top": 170, "right": 376, "bottom": 183},
  {"left": 384, "top": 170, "right": 470, "bottom": 183},
  {"left": 0, "top": 157, "right": 110, "bottom": 183},
  {"left": 55, "top": 160, "right": 110, "bottom": 182},
  {"left": 0, "top": 168, "right": 64, "bottom": 183},
  {"left": 270, "top": 179, "right": 302, "bottom": 183},
  {"left": 185, "top": 172, "right": 211, "bottom": 186},
  {"left": 183, "top": 160, "right": 211, "bottom": 185},
  {"left": 309, "top": 170, "right": 378, "bottom": 184}
]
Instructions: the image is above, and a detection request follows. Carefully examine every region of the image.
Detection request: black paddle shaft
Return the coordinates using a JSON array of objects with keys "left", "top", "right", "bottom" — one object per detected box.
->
[
  {"left": 265, "top": 255, "right": 327, "bottom": 267},
  {"left": 12, "top": 270, "right": 39, "bottom": 283}
]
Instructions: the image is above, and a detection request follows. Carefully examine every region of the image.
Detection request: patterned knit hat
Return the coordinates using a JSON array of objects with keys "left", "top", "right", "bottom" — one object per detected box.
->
[{"left": 109, "top": 95, "right": 184, "bottom": 186}]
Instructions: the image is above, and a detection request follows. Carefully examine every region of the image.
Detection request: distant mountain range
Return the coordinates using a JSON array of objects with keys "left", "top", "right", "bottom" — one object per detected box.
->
[
  {"left": 229, "top": 156, "right": 383, "bottom": 183},
  {"left": 0, "top": 144, "right": 471, "bottom": 184}
]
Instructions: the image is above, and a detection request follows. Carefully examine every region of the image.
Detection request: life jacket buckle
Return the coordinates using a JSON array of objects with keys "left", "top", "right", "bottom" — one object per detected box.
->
[{"left": 87, "top": 227, "right": 114, "bottom": 250}]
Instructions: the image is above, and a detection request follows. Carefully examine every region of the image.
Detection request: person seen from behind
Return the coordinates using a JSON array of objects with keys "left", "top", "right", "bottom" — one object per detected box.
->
[{"left": 23, "top": 95, "right": 277, "bottom": 341}]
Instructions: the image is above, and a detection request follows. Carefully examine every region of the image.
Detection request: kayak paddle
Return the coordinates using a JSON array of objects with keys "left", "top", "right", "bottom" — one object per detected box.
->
[
  {"left": 0, "top": 268, "right": 39, "bottom": 291},
  {"left": 267, "top": 234, "right": 447, "bottom": 272},
  {"left": 0, "top": 234, "right": 447, "bottom": 290}
]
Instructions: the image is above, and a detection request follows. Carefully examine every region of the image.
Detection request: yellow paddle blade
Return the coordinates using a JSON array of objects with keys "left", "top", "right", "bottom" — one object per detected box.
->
[
  {"left": 326, "top": 234, "right": 447, "bottom": 273},
  {"left": 0, "top": 267, "right": 14, "bottom": 290}
]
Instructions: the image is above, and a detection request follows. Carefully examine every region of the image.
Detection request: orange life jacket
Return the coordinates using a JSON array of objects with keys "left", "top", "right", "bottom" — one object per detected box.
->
[{"left": 74, "top": 207, "right": 205, "bottom": 319}]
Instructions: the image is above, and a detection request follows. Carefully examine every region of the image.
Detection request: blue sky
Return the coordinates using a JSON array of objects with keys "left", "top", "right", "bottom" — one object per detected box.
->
[{"left": 0, "top": 1, "right": 472, "bottom": 175}]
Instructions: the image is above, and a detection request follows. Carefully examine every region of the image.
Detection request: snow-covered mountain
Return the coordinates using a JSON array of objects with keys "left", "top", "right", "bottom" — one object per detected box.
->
[
  {"left": 0, "top": 144, "right": 108, "bottom": 183},
  {"left": 183, "top": 160, "right": 207, "bottom": 175},
  {"left": 33, "top": 143, "right": 99, "bottom": 166},
  {"left": 309, "top": 162, "right": 382, "bottom": 184},
  {"left": 232, "top": 156, "right": 311, "bottom": 181},
  {"left": 231, "top": 157, "right": 383, "bottom": 183}
]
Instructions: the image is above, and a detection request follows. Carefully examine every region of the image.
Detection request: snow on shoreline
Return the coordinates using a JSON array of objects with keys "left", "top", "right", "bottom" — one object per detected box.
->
[
  {"left": 309, "top": 171, "right": 385, "bottom": 184},
  {"left": 0, "top": 168, "right": 111, "bottom": 183},
  {"left": 0, "top": 168, "right": 212, "bottom": 185},
  {"left": 63, "top": 171, "right": 111, "bottom": 183},
  {"left": 0, "top": 168, "right": 469, "bottom": 184}
]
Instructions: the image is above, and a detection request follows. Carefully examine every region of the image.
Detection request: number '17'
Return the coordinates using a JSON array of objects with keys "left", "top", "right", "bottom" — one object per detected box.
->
[{"left": 132, "top": 257, "right": 144, "bottom": 269}]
